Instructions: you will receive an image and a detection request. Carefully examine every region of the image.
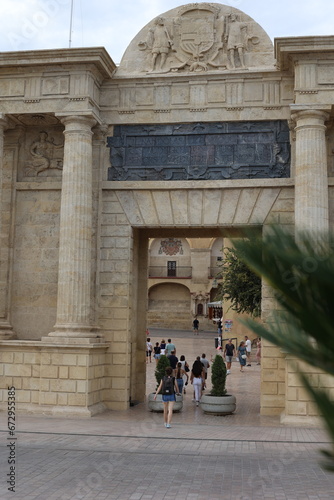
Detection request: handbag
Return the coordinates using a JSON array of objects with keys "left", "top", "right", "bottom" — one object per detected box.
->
[
  {"left": 241, "top": 354, "right": 247, "bottom": 359},
  {"left": 185, "top": 364, "right": 190, "bottom": 372}
]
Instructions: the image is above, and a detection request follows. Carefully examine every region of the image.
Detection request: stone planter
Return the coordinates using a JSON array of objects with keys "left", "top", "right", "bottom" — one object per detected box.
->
[
  {"left": 200, "top": 394, "right": 236, "bottom": 415},
  {"left": 147, "top": 393, "right": 183, "bottom": 412}
]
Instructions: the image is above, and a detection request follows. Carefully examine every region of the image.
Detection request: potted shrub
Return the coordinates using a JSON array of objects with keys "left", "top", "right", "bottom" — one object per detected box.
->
[
  {"left": 200, "top": 354, "right": 236, "bottom": 415},
  {"left": 147, "top": 355, "right": 183, "bottom": 412}
]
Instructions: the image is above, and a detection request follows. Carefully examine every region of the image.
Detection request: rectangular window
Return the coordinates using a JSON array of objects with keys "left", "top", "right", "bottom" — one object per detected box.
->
[{"left": 167, "top": 261, "right": 176, "bottom": 277}]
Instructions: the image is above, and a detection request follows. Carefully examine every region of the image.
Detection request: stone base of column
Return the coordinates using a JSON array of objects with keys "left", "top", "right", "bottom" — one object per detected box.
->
[
  {"left": 42, "top": 336, "right": 104, "bottom": 344},
  {"left": 43, "top": 324, "right": 103, "bottom": 344},
  {"left": 0, "top": 323, "right": 17, "bottom": 340}
]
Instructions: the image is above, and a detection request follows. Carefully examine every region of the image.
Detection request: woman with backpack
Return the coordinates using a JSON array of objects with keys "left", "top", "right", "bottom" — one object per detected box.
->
[{"left": 154, "top": 366, "right": 179, "bottom": 428}]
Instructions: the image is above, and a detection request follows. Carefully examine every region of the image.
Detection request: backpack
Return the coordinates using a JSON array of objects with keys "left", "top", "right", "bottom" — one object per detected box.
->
[{"left": 162, "top": 376, "right": 174, "bottom": 395}]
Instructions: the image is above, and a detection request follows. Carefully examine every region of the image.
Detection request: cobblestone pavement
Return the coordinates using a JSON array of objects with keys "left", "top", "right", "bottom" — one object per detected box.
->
[{"left": 1, "top": 328, "right": 334, "bottom": 500}]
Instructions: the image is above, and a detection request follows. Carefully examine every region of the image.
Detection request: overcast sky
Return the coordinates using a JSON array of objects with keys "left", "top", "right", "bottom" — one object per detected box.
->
[{"left": 1, "top": 0, "right": 334, "bottom": 64}]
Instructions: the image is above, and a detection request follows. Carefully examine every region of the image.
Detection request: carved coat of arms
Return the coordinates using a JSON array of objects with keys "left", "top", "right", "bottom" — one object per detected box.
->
[
  {"left": 159, "top": 238, "right": 184, "bottom": 256},
  {"left": 137, "top": 4, "right": 262, "bottom": 73}
]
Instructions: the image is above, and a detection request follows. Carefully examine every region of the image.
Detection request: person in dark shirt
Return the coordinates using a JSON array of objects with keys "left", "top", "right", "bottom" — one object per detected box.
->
[
  {"left": 167, "top": 350, "right": 178, "bottom": 373},
  {"left": 224, "top": 338, "right": 236, "bottom": 374}
]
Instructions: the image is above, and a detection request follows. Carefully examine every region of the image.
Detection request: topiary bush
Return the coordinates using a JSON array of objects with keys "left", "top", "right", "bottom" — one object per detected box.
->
[
  {"left": 210, "top": 354, "right": 227, "bottom": 397},
  {"left": 154, "top": 355, "right": 170, "bottom": 392}
]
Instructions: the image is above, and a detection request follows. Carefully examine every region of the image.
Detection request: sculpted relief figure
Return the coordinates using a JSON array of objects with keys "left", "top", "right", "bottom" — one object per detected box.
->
[
  {"left": 225, "top": 13, "right": 248, "bottom": 69},
  {"left": 128, "top": 6, "right": 274, "bottom": 76},
  {"left": 25, "top": 131, "right": 63, "bottom": 176},
  {"left": 139, "top": 16, "right": 173, "bottom": 72}
]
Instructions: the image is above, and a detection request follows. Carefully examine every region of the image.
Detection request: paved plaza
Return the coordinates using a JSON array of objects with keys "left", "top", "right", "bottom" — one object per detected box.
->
[{"left": 1, "top": 328, "right": 334, "bottom": 499}]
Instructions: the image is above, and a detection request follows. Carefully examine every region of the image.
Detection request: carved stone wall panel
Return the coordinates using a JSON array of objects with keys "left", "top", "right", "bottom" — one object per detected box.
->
[
  {"left": 207, "top": 83, "right": 226, "bottom": 103},
  {"left": 226, "top": 82, "right": 243, "bottom": 105},
  {"left": 244, "top": 82, "right": 264, "bottom": 102},
  {"left": 72, "top": 74, "right": 88, "bottom": 96},
  {"left": 295, "top": 62, "right": 317, "bottom": 90},
  {"left": 281, "top": 79, "right": 294, "bottom": 101},
  {"left": 17, "top": 126, "right": 64, "bottom": 181},
  {"left": 0, "top": 78, "right": 25, "bottom": 97},
  {"left": 12, "top": 189, "right": 60, "bottom": 339},
  {"left": 154, "top": 84, "right": 171, "bottom": 108},
  {"left": 100, "top": 86, "right": 120, "bottom": 108},
  {"left": 25, "top": 77, "right": 41, "bottom": 99},
  {"left": 120, "top": 86, "right": 136, "bottom": 109},
  {"left": 107, "top": 121, "right": 291, "bottom": 181},
  {"left": 41, "top": 76, "right": 70, "bottom": 95},
  {"left": 190, "top": 83, "right": 206, "bottom": 107},
  {"left": 136, "top": 87, "right": 154, "bottom": 106},
  {"left": 171, "top": 84, "right": 190, "bottom": 105},
  {"left": 264, "top": 81, "right": 281, "bottom": 105},
  {"left": 318, "top": 63, "right": 334, "bottom": 84}
]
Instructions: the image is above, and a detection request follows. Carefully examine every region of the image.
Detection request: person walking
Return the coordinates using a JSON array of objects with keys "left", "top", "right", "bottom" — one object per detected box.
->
[
  {"left": 238, "top": 341, "right": 247, "bottom": 372},
  {"left": 245, "top": 335, "right": 252, "bottom": 366},
  {"left": 256, "top": 337, "right": 261, "bottom": 365},
  {"left": 146, "top": 337, "right": 153, "bottom": 364},
  {"left": 190, "top": 359, "right": 204, "bottom": 405},
  {"left": 179, "top": 355, "right": 190, "bottom": 393},
  {"left": 224, "top": 339, "right": 236, "bottom": 374},
  {"left": 165, "top": 338, "right": 176, "bottom": 356},
  {"left": 153, "top": 342, "right": 161, "bottom": 365},
  {"left": 175, "top": 362, "right": 189, "bottom": 395},
  {"left": 160, "top": 339, "right": 166, "bottom": 355},
  {"left": 200, "top": 353, "right": 210, "bottom": 390},
  {"left": 167, "top": 350, "right": 178, "bottom": 373},
  {"left": 193, "top": 317, "right": 199, "bottom": 335},
  {"left": 154, "top": 366, "right": 179, "bottom": 428}
]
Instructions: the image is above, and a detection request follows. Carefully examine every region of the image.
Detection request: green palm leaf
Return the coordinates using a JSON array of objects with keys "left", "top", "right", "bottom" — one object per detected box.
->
[{"left": 233, "top": 226, "right": 334, "bottom": 470}]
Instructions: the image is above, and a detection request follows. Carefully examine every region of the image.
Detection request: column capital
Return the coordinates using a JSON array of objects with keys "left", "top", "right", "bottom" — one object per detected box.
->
[
  {"left": 290, "top": 106, "right": 331, "bottom": 125},
  {"left": 56, "top": 113, "right": 99, "bottom": 131}
]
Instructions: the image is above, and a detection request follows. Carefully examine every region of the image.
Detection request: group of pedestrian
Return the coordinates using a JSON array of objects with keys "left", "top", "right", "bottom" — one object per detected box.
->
[
  {"left": 153, "top": 339, "right": 213, "bottom": 425},
  {"left": 152, "top": 333, "right": 261, "bottom": 428},
  {"left": 224, "top": 335, "right": 261, "bottom": 373},
  {"left": 149, "top": 338, "right": 177, "bottom": 365}
]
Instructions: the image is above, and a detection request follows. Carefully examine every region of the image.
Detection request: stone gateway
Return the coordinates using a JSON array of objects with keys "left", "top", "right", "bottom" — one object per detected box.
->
[{"left": 0, "top": 3, "right": 333, "bottom": 425}]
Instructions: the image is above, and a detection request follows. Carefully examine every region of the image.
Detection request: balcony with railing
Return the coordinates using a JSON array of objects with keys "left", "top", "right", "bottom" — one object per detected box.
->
[
  {"left": 148, "top": 266, "right": 192, "bottom": 278},
  {"left": 208, "top": 267, "right": 223, "bottom": 279}
]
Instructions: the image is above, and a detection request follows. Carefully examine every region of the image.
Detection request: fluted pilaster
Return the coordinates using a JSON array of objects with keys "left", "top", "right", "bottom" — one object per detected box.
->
[
  {"left": 47, "top": 114, "right": 99, "bottom": 341},
  {"left": 292, "top": 109, "right": 330, "bottom": 235}
]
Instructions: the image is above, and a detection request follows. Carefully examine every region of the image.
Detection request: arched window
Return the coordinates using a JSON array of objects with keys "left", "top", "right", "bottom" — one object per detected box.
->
[{"left": 197, "top": 303, "right": 203, "bottom": 316}]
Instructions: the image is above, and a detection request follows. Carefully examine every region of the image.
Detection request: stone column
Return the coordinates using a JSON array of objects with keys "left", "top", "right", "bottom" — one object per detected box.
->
[
  {"left": 0, "top": 115, "right": 15, "bottom": 340},
  {"left": 45, "top": 114, "right": 100, "bottom": 343},
  {"left": 292, "top": 108, "right": 330, "bottom": 234}
]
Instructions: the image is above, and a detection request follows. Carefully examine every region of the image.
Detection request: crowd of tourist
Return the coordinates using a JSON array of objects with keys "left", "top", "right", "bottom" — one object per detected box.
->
[{"left": 148, "top": 333, "right": 261, "bottom": 427}]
